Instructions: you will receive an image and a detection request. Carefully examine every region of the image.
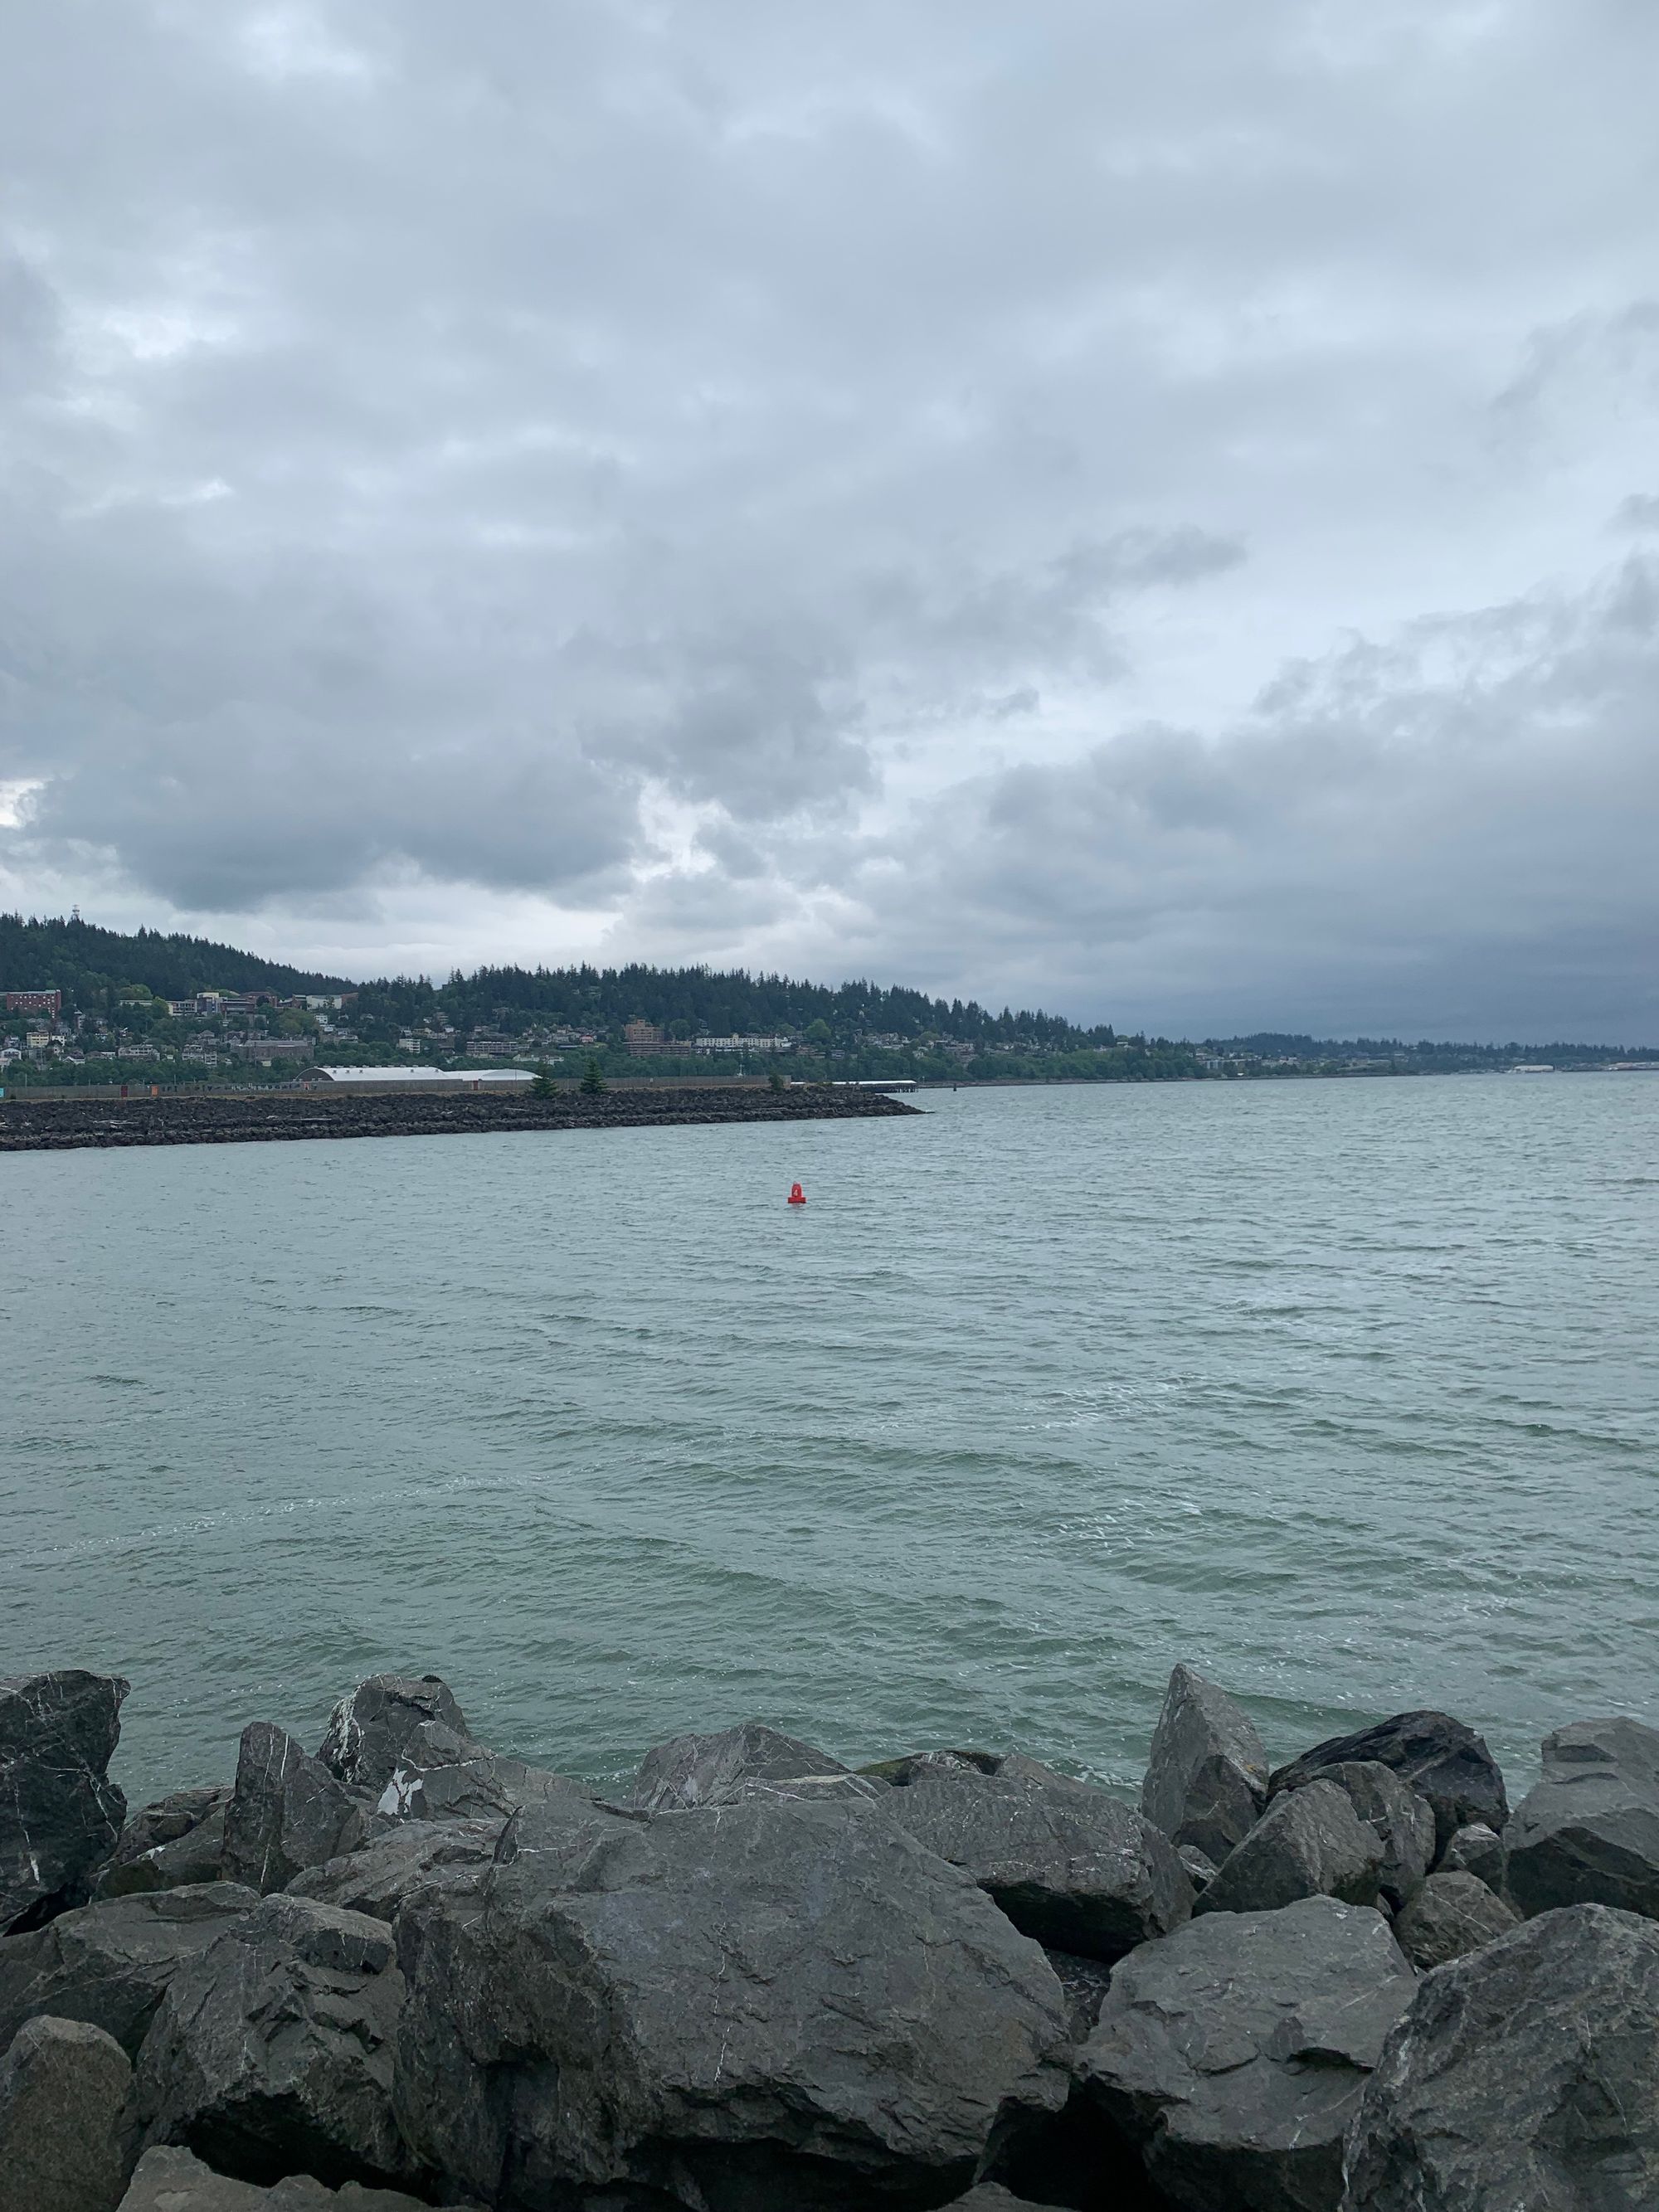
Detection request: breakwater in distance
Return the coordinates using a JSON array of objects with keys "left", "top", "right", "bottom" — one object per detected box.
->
[
  {"left": 0, "top": 1083, "right": 921, "bottom": 1151},
  {"left": 3, "top": 1663, "right": 1657, "bottom": 2211}
]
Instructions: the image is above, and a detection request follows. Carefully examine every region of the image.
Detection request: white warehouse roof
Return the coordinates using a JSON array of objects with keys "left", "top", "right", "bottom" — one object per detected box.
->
[{"left": 316, "top": 1065, "right": 535, "bottom": 1086}]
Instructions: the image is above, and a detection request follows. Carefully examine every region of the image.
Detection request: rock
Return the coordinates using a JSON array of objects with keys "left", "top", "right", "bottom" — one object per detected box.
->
[
  {"left": 941, "top": 2190, "right": 1068, "bottom": 2210},
  {"left": 684, "top": 1767, "right": 888, "bottom": 1813},
  {"left": 221, "top": 1726, "right": 367, "bottom": 1894},
  {"left": 135, "top": 1894, "right": 413, "bottom": 2192},
  {"left": 315, "top": 1675, "right": 550, "bottom": 1823},
  {"left": 1392, "top": 1869, "right": 1520, "bottom": 1970},
  {"left": 1505, "top": 1714, "right": 1659, "bottom": 1920},
  {"left": 394, "top": 1791, "right": 1070, "bottom": 2208},
  {"left": 119, "top": 2147, "right": 268, "bottom": 2210},
  {"left": 118, "top": 2146, "right": 481, "bottom": 2209},
  {"left": 96, "top": 1788, "right": 231, "bottom": 1900},
  {"left": 316, "top": 1676, "right": 478, "bottom": 1795},
  {"left": 1176, "top": 1844, "right": 1217, "bottom": 1892},
  {"left": 1277, "top": 1760, "right": 1434, "bottom": 1909},
  {"left": 1439, "top": 1819, "right": 1506, "bottom": 1890},
  {"left": 362, "top": 1761, "right": 508, "bottom": 1823},
  {"left": 628, "top": 1717, "right": 848, "bottom": 1811},
  {"left": 286, "top": 1821, "right": 505, "bottom": 1922},
  {"left": 1079, "top": 1893, "right": 1414, "bottom": 2212},
  {"left": 1197, "top": 1777, "right": 1382, "bottom": 1916},
  {"left": 372, "top": 1753, "right": 577, "bottom": 1825},
  {"left": 0, "top": 1670, "right": 129, "bottom": 1932},
  {"left": 860, "top": 1748, "right": 1000, "bottom": 1786},
  {"left": 1140, "top": 1664, "right": 1268, "bottom": 1864},
  {"left": 0, "top": 1884, "right": 259, "bottom": 2057},
  {"left": 0, "top": 2015, "right": 134, "bottom": 2212},
  {"left": 873, "top": 1750, "right": 1193, "bottom": 1961},
  {"left": 1344, "top": 1903, "right": 1659, "bottom": 2208},
  {"left": 1269, "top": 1709, "right": 1507, "bottom": 1852}
]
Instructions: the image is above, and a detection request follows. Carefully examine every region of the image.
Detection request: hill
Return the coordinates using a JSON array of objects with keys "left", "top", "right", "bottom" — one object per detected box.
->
[
  {"left": 1, "top": 915, "right": 1199, "bottom": 1089},
  {"left": 0, "top": 912, "right": 350, "bottom": 1007},
  {"left": 353, "top": 962, "right": 1120, "bottom": 1051},
  {"left": 9, "top": 913, "right": 1650, "bottom": 1082}
]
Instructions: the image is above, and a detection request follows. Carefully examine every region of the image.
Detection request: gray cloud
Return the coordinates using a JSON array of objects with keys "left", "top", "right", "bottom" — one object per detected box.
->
[
  {"left": 708, "top": 547, "right": 1659, "bottom": 1039},
  {"left": 2, "top": 1, "right": 1657, "bottom": 1033}
]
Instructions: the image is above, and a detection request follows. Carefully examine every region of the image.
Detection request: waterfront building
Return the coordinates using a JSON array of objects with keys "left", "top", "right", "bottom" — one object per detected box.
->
[{"left": 692, "top": 1034, "right": 794, "bottom": 1053}]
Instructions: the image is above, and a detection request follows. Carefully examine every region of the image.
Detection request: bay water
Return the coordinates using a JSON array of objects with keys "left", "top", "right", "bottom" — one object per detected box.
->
[{"left": 3, "top": 1076, "right": 1655, "bottom": 1809}]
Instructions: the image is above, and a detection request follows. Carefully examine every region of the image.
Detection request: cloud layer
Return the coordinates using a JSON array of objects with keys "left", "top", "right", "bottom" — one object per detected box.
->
[{"left": 2, "top": 0, "right": 1657, "bottom": 1034}]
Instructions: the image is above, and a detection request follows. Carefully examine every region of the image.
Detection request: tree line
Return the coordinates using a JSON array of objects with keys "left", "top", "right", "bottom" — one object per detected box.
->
[{"left": 0, "top": 913, "right": 347, "bottom": 1008}]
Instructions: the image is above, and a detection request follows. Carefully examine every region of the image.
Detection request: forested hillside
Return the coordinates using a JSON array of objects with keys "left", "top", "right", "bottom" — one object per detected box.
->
[
  {"left": 352, "top": 963, "right": 1117, "bottom": 1050},
  {"left": 0, "top": 913, "right": 348, "bottom": 1006},
  {"left": 6, "top": 916, "right": 1650, "bottom": 1077},
  {"left": 2, "top": 915, "right": 1191, "bottom": 1087}
]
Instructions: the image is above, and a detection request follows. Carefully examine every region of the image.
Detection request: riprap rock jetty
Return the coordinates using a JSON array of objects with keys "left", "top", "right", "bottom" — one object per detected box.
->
[
  {"left": 2, "top": 1665, "right": 1657, "bottom": 2209},
  {"left": 0, "top": 1084, "right": 921, "bottom": 1153}
]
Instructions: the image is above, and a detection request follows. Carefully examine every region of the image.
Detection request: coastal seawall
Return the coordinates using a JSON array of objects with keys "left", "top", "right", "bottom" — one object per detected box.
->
[
  {"left": 3, "top": 1664, "right": 1657, "bottom": 2209},
  {"left": 0, "top": 1084, "right": 921, "bottom": 1153}
]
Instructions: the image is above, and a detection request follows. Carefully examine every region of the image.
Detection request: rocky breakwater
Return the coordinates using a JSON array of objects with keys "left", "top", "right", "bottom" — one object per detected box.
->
[
  {"left": 0, "top": 1086, "right": 920, "bottom": 1153},
  {"left": 3, "top": 1667, "right": 1659, "bottom": 2210}
]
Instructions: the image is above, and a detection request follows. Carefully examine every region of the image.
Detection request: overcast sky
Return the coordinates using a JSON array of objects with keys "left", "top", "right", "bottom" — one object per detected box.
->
[{"left": 2, "top": 2, "right": 1657, "bottom": 1038}]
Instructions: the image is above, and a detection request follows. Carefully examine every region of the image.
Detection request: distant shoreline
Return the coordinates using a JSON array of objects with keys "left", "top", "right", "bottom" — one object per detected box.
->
[
  {"left": 916, "top": 1063, "right": 1659, "bottom": 1086},
  {"left": 0, "top": 1085, "right": 922, "bottom": 1153}
]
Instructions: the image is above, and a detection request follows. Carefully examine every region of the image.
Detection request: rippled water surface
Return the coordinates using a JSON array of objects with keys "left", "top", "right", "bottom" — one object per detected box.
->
[{"left": 3, "top": 1077, "right": 1656, "bottom": 1806}]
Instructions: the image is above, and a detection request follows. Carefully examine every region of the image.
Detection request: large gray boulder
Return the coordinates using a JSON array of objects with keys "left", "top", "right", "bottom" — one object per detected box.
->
[
  {"left": 941, "top": 2190, "right": 1068, "bottom": 2210},
  {"left": 1, "top": 1670, "right": 129, "bottom": 1932},
  {"left": 1079, "top": 1894, "right": 1413, "bottom": 2212},
  {"left": 122, "top": 2152, "right": 270, "bottom": 2212},
  {"left": 0, "top": 2014, "right": 134, "bottom": 2212},
  {"left": 1439, "top": 1820, "right": 1506, "bottom": 1892},
  {"left": 314, "top": 1675, "right": 557, "bottom": 1823},
  {"left": 394, "top": 1791, "right": 1070, "bottom": 2209},
  {"left": 686, "top": 1767, "right": 887, "bottom": 1813},
  {"left": 96, "top": 1787, "right": 231, "bottom": 1900},
  {"left": 119, "top": 2145, "right": 479, "bottom": 2208},
  {"left": 1505, "top": 1714, "right": 1659, "bottom": 1920},
  {"left": 0, "top": 1883, "right": 259, "bottom": 2057},
  {"left": 1344, "top": 1903, "right": 1659, "bottom": 2208},
  {"left": 1198, "top": 1777, "right": 1382, "bottom": 1916},
  {"left": 1276, "top": 1760, "right": 1434, "bottom": 1909},
  {"left": 286, "top": 1820, "right": 506, "bottom": 1922},
  {"left": 1392, "top": 1869, "right": 1519, "bottom": 1971},
  {"left": 1270, "top": 1709, "right": 1506, "bottom": 1852},
  {"left": 628, "top": 1717, "right": 849, "bottom": 1811},
  {"left": 1177, "top": 1844, "right": 1218, "bottom": 1892},
  {"left": 374, "top": 1753, "right": 581, "bottom": 1826},
  {"left": 316, "top": 1675, "right": 478, "bottom": 1795},
  {"left": 860, "top": 1748, "right": 1000, "bottom": 1786},
  {"left": 873, "top": 1749, "right": 1193, "bottom": 1960},
  {"left": 1141, "top": 1664, "right": 1269, "bottom": 1864},
  {"left": 135, "top": 1895, "right": 414, "bottom": 2193},
  {"left": 221, "top": 1726, "right": 367, "bottom": 1894}
]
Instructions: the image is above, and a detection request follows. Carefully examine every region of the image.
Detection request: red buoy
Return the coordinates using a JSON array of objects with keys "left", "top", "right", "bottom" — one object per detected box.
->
[{"left": 788, "top": 1181, "right": 806, "bottom": 1205}]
